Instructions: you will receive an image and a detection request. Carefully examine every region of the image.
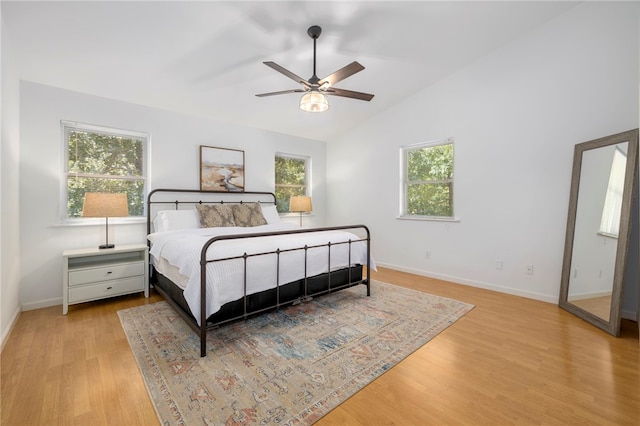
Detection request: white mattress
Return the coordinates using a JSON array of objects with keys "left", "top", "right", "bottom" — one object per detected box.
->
[{"left": 148, "top": 223, "right": 375, "bottom": 324}]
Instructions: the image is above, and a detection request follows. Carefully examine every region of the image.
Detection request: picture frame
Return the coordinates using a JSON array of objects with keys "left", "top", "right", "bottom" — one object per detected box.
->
[{"left": 200, "top": 146, "right": 245, "bottom": 192}]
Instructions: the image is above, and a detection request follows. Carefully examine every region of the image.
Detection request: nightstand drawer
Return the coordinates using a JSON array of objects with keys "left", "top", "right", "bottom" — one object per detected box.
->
[
  {"left": 68, "top": 276, "right": 145, "bottom": 303},
  {"left": 69, "top": 261, "right": 144, "bottom": 286}
]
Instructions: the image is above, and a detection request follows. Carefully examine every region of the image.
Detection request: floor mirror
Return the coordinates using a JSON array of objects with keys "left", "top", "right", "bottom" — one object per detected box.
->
[{"left": 559, "top": 129, "right": 639, "bottom": 336}]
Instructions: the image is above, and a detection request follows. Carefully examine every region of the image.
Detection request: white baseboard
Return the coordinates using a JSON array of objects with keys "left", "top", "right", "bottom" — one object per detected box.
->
[
  {"left": 376, "top": 261, "right": 558, "bottom": 304},
  {"left": 377, "top": 262, "right": 640, "bottom": 322},
  {"left": 568, "top": 291, "right": 612, "bottom": 301},
  {"left": 21, "top": 297, "right": 62, "bottom": 312},
  {"left": 1, "top": 305, "right": 21, "bottom": 353}
]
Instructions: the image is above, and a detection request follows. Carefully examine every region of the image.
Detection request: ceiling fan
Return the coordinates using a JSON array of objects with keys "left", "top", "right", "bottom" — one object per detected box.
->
[{"left": 256, "top": 25, "right": 374, "bottom": 112}]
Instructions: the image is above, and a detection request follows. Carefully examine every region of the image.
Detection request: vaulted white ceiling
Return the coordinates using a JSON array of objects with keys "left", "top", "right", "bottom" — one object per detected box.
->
[{"left": 2, "top": 1, "right": 578, "bottom": 142}]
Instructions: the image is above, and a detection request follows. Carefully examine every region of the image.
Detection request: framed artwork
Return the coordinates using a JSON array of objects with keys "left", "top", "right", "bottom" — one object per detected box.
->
[{"left": 200, "top": 146, "right": 245, "bottom": 192}]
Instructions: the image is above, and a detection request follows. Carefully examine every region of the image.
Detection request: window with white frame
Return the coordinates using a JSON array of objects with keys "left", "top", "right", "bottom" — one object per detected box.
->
[
  {"left": 599, "top": 146, "right": 627, "bottom": 238},
  {"left": 62, "top": 121, "right": 149, "bottom": 221},
  {"left": 400, "top": 138, "right": 454, "bottom": 218},
  {"left": 274, "top": 153, "right": 310, "bottom": 213}
]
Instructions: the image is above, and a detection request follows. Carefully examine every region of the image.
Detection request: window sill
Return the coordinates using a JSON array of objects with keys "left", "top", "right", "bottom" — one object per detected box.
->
[
  {"left": 396, "top": 215, "right": 460, "bottom": 223},
  {"left": 52, "top": 217, "right": 147, "bottom": 227},
  {"left": 597, "top": 231, "right": 618, "bottom": 240},
  {"left": 280, "top": 212, "right": 314, "bottom": 217}
]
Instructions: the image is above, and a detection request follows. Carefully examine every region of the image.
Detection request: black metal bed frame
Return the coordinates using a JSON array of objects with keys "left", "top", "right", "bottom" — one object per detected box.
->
[{"left": 147, "top": 188, "right": 371, "bottom": 357}]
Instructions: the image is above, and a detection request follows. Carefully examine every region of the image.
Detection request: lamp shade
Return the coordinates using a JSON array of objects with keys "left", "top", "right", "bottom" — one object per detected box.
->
[
  {"left": 289, "top": 196, "right": 312, "bottom": 213},
  {"left": 82, "top": 193, "right": 129, "bottom": 218},
  {"left": 300, "top": 92, "right": 329, "bottom": 112}
]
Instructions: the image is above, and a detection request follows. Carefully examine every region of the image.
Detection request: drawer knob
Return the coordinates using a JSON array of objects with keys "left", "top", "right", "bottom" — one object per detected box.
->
[
  {"left": 106, "top": 286, "right": 113, "bottom": 290},
  {"left": 106, "top": 271, "right": 113, "bottom": 274}
]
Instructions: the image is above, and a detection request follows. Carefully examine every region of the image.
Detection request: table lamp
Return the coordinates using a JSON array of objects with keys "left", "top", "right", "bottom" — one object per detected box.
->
[
  {"left": 82, "top": 192, "right": 129, "bottom": 249},
  {"left": 289, "top": 195, "right": 312, "bottom": 227}
]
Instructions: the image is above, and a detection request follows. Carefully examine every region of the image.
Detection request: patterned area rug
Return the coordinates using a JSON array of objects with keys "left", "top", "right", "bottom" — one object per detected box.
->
[{"left": 118, "top": 280, "right": 473, "bottom": 425}]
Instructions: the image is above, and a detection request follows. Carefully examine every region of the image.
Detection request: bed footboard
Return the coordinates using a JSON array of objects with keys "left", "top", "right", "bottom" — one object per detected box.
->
[{"left": 197, "top": 225, "right": 371, "bottom": 356}]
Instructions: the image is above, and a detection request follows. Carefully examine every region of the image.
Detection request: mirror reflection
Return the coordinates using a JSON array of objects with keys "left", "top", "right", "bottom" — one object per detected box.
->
[
  {"left": 567, "top": 142, "right": 628, "bottom": 321},
  {"left": 559, "top": 128, "right": 638, "bottom": 337}
]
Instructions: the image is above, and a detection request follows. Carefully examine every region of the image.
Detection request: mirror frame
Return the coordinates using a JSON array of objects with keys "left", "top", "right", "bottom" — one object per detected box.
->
[{"left": 559, "top": 129, "right": 639, "bottom": 336}]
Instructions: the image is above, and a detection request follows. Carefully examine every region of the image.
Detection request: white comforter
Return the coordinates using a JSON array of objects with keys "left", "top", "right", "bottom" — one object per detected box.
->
[{"left": 148, "top": 223, "right": 374, "bottom": 324}]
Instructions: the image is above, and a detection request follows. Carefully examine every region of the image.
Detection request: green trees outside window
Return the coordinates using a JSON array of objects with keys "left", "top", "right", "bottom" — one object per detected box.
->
[
  {"left": 275, "top": 154, "right": 309, "bottom": 213},
  {"left": 403, "top": 140, "right": 454, "bottom": 217},
  {"left": 63, "top": 122, "right": 148, "bottom": 219}
]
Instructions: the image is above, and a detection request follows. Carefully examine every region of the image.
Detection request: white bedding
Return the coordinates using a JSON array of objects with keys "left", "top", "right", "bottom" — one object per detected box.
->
[{"left": 148, "top": 223, "right": 375, "bottom": 324}]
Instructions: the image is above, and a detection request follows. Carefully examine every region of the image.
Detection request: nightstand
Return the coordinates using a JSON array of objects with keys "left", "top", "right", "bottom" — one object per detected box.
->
[{"left": 62, "top": 244, "right": 149, "bottom": 314}]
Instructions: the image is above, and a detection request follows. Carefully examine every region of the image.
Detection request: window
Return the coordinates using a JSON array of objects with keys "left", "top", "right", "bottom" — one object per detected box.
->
[
  {"left": 62, "top": 121, "right": 149, "bottom": 221},
  {"left": 274, "top": 153, "right": 310, "bottom": 213},
  {"left": 400, "top": 138, "right": 454, "bottom": 218},
  {"left": 599, "top": 146, "right": 626, "bottom": 238}
]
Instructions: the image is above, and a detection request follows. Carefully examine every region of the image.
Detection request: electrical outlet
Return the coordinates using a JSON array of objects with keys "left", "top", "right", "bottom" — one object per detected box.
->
[
  {"left": 526, "top": 264, "right": 534, "bottom": 275},
  {"left": 495, "top": 259, "right": 503, "bottom": 270}
]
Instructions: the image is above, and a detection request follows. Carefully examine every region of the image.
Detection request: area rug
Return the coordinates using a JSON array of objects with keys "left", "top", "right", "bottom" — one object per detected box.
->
[{"left": 118, "top": 280, "right": 473, "bottom": 425}]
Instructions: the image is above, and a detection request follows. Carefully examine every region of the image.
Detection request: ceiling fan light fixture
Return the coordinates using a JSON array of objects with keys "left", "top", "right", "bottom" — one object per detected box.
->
[{"left": 299, "top": 91, "right": 329, "bottom": 112}]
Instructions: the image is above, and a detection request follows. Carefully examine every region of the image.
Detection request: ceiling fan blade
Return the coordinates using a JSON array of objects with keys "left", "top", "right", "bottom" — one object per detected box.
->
[
  {"left": 263, "top": 62, "right": 310, "bottom": 88},
  {"left": 255, "top": 89, "right": 306, "bottom": 97},
  {"left": 319, "top": 61, "right": 365, "bottom": 87},
  {"left": 325, "top": 87, "right": 374, "bottom": 102}
]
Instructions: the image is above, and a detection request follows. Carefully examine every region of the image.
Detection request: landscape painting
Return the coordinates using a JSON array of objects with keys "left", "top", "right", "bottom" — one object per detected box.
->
[{"left": 200, "top": 146, "right": 245, "bottom": 192}]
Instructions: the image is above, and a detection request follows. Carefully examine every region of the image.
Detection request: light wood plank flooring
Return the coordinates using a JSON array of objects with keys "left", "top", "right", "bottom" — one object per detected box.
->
[
  {"left": 2, "top": 267, "right": 638, "bottom": 425},
  {"left": 570, "top": 295, "right": 611, "bottom": 321}
]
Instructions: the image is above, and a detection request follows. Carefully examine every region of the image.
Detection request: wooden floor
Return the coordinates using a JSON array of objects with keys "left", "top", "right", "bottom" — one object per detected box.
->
[
  {"left": 2, "top": 267, "right": 639, "bottom": 425},
  {"left": 570, "top": 295, "right": 611, "bottom": 321}
]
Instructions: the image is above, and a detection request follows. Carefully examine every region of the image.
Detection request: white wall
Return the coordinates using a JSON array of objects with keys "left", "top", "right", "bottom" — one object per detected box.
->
[
  {"left": 1, "top": 8, "right": 22, "bottom": 347},
  {"left": 19, "top": 82, "right": 327, "bottom": 310},
  {"left": 327, "top": 2, "right": 640, "bottom": 305}
]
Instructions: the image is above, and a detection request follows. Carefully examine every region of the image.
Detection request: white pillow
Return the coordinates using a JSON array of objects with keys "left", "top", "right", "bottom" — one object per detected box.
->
[
  {"left": 153, "top": 210, "right": 199, "bottom": 232},
  {"left": 260, "top": 204, "right": 280, "bottom": 224}
]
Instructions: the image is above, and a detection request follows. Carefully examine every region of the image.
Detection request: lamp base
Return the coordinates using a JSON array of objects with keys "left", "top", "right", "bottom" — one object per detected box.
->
[{"left": 98, "top": 244, "right": 115, "bottom": 250}]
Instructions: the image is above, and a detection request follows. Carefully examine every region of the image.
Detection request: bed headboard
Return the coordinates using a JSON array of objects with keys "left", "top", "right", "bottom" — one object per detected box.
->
[{"left": 146, "top": 188, "right": 277, "bottom": 235}]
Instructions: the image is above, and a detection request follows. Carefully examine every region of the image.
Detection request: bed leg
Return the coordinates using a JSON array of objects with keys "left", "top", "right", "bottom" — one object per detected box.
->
[
  {"left": 200, "top": 324, "right": 207, "bottom": 357},
  {"left": 365, "top": 225, "right": 371, "bottom": 297},
  {"left": 366, "top": 262, "right": 371, "bottom": 296}
]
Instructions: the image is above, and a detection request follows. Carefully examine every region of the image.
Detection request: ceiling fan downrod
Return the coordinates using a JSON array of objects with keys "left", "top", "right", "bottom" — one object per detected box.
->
[{"left": 308, "top": 25, "right": 322, "bottom": 86}]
